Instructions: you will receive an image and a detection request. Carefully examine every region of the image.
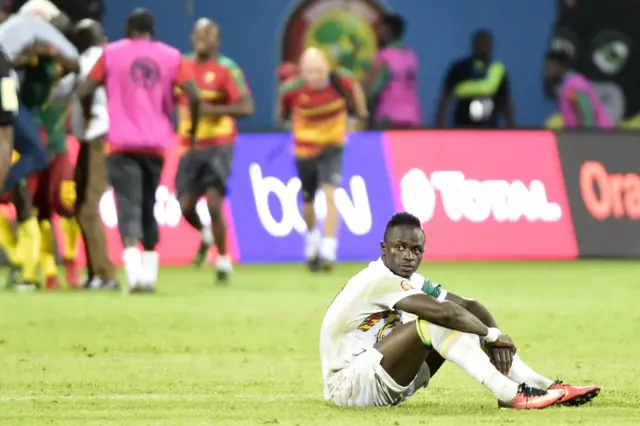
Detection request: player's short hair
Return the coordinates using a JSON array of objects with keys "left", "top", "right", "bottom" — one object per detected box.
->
[
  {"left": 126, "top": 8, "right": 154, "bottom": 37},
  {"left": 546, "top": 50, "right": 573, "bottom": 68},
  {"left": 472, "top": 28, "right": 493, "bottom": 42},
  {"left": 382, "top": 13, "right": 405, "bottom": 39},
  {"left": 384, "top": 212, "right": 422, "bottom": 240}
]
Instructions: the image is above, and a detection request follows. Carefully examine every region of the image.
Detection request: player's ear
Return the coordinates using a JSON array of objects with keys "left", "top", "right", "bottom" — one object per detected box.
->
[{"left": 380, "top": 240, "right": 385, "bottom": 254}]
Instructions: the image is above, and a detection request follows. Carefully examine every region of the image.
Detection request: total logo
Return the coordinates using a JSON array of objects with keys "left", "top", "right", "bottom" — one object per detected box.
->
[
  {"left": 400, "top": 169, "right": 562, "bottom": 223},
  {"left": 249, "top": 163, "right": 372, "bottom": 237},
  {"left": 99, "top": 186, "right": 211, "bottom": 228}
]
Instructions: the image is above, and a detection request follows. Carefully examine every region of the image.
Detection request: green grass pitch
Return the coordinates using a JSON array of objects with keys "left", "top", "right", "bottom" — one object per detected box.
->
[{"left": 0, "top": 261, "right": 638, "bottom": 425}]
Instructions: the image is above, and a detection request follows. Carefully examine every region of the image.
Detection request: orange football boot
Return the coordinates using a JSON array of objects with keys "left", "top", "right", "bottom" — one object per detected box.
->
[
  {"left": 498, "top": 384, "right": 565, "bottom": 409},
  {"left": 549, "top": 380, "right": 601, "bottom": 406}
]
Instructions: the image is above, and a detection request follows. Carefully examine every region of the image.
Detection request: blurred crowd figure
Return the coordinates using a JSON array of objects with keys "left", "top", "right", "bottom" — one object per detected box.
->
[
  {"left": 277, "top": 12, "right": 615, "bottom": 130},
  {"left": 436, "top": 30, "right": 515, "bottom": 129}
]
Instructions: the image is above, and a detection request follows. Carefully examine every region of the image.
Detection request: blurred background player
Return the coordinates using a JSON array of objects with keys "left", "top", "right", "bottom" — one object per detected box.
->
[
  {"left": 176, "top": 18, "right": 254, "bottom": 282},
  {"left": 0, "top": 4, "right": 79, "bottom": 291},
  {"left": 0, "top": 0, "right": 77, "bottom": 193},
  {"left": 543, "top": 50, "right": 615, "bottom": 129},
  {"left": 364, "top": 13, "right": 422, "bottom": 129},
  {"left": 435, "top": 29, "right": 515, "bottom": 129},
  {"left": 0, "top": 46, "right": 20, "bottom": 286},
  {"left": 78, "top": 8, "right": 201, "bottom": 292},
  {"left": 51, "top": 19, "right": 116, "bottom": 290},
  {"left": 277, "top": 47, "right": 367, "bottom": 272},
  {"left": 0, "top": 46, "right": 17, "bottom": 189},
  {"left": 22, "top": 11, "right": 83, "bottom": 290}
]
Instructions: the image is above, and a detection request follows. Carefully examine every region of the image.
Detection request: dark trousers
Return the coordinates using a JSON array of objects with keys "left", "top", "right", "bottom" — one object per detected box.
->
[
  {"left": 75, "top": 140, "right": 115, "bottom": 281},
  {"left": 107, "top": 153, "right": 164, "bottom": 251},
  {"left": 3, "top": 101, "right": 48, "bottom": 191}
]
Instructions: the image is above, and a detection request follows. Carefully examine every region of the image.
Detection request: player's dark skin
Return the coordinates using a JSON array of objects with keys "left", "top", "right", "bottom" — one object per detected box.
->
[
  {"left": 74, "top": 20, "right": 105, "bottom": 56},
  {"left": 180, "top": 19, "right": 254, "bottom": 267},
  {"left": 373, "top": 224, "right": 516, "bottom": 387}
]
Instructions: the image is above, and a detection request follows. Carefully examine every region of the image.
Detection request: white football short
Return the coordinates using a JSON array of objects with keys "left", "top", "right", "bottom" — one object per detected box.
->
[{"left": 325, "top": 348, "right": 430, "bottom": 407}]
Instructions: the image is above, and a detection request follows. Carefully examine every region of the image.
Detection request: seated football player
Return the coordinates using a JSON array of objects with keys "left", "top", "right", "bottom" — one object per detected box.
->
[{"left": 319, "top": 212, "right": 600, "bottom": 408}]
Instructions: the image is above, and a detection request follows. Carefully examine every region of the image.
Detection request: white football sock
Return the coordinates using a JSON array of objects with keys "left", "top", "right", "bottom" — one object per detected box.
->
[
  {"left": 216, "top": 254, "right": 232, "bottom": 273},
  {"left": 508, "top": 354, "right": 554, "bottom": 390},
  {"left": 141, "top": 251, "right": 159, "bottom": 289},
  {"left": 122, "top": 247, "right": 142, "bottom": 289},
  {"left": 304, "top": 228, "right": 322, "bottom": 260},
  {"left": 88, "top": 276, "right": 104, "bottom": 290},
  {"left": 426, "top": 322, "right": 519, "bottom": 402},
  {"left": 319, "top": 237, "right": 338, "bottom": 262},
  {"left": 201, "top": 225, "right": 214, "bottom": 246}
]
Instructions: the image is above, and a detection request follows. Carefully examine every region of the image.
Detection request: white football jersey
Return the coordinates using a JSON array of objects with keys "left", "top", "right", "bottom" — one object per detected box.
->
[
  {"left": 50, "top": 46, "right": 108, "bottom": 141},
  {"left": 319, "top": 259, "right": 447, "bottom": 397}
]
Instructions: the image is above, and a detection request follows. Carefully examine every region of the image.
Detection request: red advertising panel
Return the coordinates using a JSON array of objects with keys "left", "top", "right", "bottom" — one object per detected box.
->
[{"left": 384, "top": 131, "right": 578, "bottom": 260}]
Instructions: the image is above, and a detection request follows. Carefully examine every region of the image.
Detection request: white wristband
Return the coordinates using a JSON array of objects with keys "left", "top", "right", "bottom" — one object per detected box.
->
[{"left": 483, "top": 327, "right": 501, "bottom": 343}]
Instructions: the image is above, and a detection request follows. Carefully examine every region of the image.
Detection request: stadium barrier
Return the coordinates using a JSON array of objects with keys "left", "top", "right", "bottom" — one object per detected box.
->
[{"left": 1, "top": 130, "right": 639, "bottom": 265}]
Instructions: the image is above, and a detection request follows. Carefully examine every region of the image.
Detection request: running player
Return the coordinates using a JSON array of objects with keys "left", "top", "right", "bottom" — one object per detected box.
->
[
  {"left": 277, "top": 48, "right": 367, "bottom": 272},
  {"left": 320, "top": 212, "right": 601, "bottom": 408},
  {"left": 175, "top": 18, "right": 254, "bottom": 281}
]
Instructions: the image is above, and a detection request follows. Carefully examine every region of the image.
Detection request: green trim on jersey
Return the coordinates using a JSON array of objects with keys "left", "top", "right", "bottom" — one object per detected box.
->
[
  {"left": 280, "top": 77, "right": 304, "bottom": 94},
  {"left": 334, "top": 67, "right": 354, "bottom": 79},
  {"left": 217, "top": 55, "right": 249, "bottom": 97},
  {"left": 575, "top": 91, "right": 596, "bottom": 127},
  {"left": 422, "top": 279, "right": 443, "bottom": 299}
]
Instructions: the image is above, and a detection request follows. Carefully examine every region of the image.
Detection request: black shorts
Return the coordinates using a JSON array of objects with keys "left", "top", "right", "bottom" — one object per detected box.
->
[
  {"left": 295, "top": 146, "right": 344, "bottom": 202},
  {"left": 175, "top": 145, "right": 234, "bottom": 198}
]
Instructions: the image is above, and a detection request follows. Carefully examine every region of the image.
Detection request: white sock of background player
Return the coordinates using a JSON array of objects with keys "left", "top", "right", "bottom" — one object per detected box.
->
[
  {"left": 201, "top": 225, "right": 214, "bottom": 246},
  {"left": 508, "top": 354, "right": 554, "bottom": 389},
  {"left": 319, "top": 237, "right": 337, "bottom": 262},
  {"left": 304, "top": 228, "right": 322, "bottom": 260},
  {"left": 141, "top": 251, "right": 159, "bottom": 289},
  {"left": 216, "top": 254, "right": 233, "bottom": 273},
  {"left": 122, "top": 247, "right": 142, "bottom": 289},
  {"left": 420, "top": 320, "right": 520, "bottom": 402}
]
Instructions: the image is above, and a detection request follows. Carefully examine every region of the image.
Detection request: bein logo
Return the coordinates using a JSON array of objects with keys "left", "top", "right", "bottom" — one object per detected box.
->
[
  {"left": 249, "top": 163, "right": 373, "bottom": 237},
  {"left": 400, "top": 169, "right": 562, "bottom": 223}
]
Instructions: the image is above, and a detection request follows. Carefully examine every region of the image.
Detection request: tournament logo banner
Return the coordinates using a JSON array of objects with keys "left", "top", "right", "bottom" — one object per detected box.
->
[
  {"left": 556, "top": 132, "right": 640, "bottom": 257},
  {"left": 383, "top": 130, "right": 578, "bottom": 260},
  {"left": 280, "top": 0, "right": 386, "bottom": 79},
  {"left": 228, "top": 132, "right": 395, "bottom": 262}
]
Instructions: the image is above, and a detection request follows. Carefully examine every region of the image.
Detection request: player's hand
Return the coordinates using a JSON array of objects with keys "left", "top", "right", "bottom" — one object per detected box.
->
[
  {"left": 487, "top": 346, "right": 514, "bottom": 376},
  {"left": 493, "top": 334, "right": 517, "bottom": 350},
  {"left": 485, "top": 334, "right": 516, "bottom": 376}
]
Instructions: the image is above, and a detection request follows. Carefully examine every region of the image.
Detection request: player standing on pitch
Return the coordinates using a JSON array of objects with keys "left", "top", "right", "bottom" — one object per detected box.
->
[
  {"left": 78, "top": 8, "right": 201, "bottom": 292},
  {"left": 277, "top": 48, "right": 367, "bottom": 272},
  {"left": 320, "top": 212, "right": 600, "bottom": 408},
  {"left": 175, "top": 18, "right": 254, "bottom": 282},
  {"left": 51, "top": 19, "right": 117, "bottom": 290}
]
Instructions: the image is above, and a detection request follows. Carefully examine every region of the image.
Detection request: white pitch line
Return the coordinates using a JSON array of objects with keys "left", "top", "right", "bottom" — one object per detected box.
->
[{"left": 0, "top": 393, "right": 320, "bottom": 403}]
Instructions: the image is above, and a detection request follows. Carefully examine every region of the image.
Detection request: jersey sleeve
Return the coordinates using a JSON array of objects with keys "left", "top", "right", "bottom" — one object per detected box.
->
[
  {"left": 174, "top": 57, "right": 195, "bottom": 86},
  {"left": 374, "top": 275, "right": 424, "bottom": 310},
  {"left": 88, "top": 54, "right": 106, "bottom": 84},
  {"left": 223, "top": 64, "right": 250, "bottom": 104},
  {"left": 335, "top": 68, "right": 355, "bottom": 92},
  {"left": 421, "top": 278, "right": 448, "bottom": 301},
  {"left": 278, "top": 82, "right": 296, "bottom": 119}
]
